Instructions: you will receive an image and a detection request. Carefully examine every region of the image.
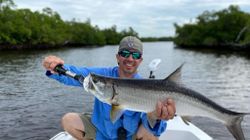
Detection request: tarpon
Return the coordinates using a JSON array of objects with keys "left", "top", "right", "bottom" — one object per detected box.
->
[{"left": 82, "top": 64, "right": 249, "bottom": 140}]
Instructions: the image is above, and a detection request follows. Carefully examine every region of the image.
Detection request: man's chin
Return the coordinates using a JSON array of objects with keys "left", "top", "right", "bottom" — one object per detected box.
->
[{"left": 124, "top": 69, "right": 136, "bottom": 74}]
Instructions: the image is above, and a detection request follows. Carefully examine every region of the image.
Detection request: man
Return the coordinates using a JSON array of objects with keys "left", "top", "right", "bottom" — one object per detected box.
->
[{"left": 43, "top": 36, "right": 176, "bottom": 140}]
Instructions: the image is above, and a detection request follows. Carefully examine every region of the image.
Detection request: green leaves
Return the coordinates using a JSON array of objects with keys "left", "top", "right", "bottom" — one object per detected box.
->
[
  {"left": 0, "top": 1, "right": 138, "bottom": 50},
  {"left": 174, "top": 5, "right": 250, "bottom": 47}
]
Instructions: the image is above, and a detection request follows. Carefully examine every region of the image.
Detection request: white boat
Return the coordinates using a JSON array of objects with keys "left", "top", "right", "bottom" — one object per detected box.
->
[
  {"left": 49, "top": 116, "right": 212, "bottom": 140},
  {"left": 160, "top": 116, "right": 212, "bottom": 140}
]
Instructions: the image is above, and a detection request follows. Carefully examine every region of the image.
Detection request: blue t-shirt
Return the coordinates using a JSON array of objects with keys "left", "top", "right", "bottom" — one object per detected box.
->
[{"left": 46, "top": 65, "right": 167, "bottom": 140}]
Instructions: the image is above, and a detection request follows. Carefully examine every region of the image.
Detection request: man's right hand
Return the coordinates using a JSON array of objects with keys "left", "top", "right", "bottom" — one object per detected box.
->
[{"left": 42, "top": 55, "right": 64, "bottom": 73}]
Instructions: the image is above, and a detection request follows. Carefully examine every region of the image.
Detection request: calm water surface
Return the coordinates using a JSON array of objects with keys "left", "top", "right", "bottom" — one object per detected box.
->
[{"left": 0, "top": 42, "right": 249, "bottom": 140}]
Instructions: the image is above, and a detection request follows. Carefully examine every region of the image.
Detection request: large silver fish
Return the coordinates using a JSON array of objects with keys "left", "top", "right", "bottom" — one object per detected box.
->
[{"left": 82, "top": 64, "right": 249, "bottom": 140}]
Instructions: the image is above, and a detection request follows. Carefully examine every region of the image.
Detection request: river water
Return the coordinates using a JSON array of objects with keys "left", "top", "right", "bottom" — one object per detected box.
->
[{"left": 0, "top": 42, "right": 249, "bottom": 140}]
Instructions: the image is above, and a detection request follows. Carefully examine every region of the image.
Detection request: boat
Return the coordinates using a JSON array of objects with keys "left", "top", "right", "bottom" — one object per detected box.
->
[
  {"left": 49, "top": 116, "right": 212, "bottom": 140},
  {"left": 159, "top": 116, "right": 212, "bottom": 140}
]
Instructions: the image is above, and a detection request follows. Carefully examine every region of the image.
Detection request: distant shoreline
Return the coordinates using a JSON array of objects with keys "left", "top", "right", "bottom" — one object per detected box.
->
[
  {"left": 0, "top": 43, "right": 104, "bottom": 51},
  {"left": 175, "top": 42, "right": 250, "bottom": 52},
  {"left": 1, "top": 41, "right": 250, "bottom": 53}
]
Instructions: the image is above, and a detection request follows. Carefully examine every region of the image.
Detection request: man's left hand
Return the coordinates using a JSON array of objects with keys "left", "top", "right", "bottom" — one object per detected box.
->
[{"left": 148, "top": 98, "right": 176, "bottom": 121}]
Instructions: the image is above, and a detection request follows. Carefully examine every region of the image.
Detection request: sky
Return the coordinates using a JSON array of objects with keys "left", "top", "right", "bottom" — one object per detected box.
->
[{"left": 13, "top": 0, "right": 250, "bottom": 37}]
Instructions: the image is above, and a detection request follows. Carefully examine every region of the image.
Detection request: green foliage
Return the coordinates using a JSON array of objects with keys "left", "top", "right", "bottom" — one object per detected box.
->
[
  {"left": 102, "top": 25, "right": 121, "bottom": 45},
  {"left": 174, "top": 5, "right": 250, "bottom": 47},
  {"left": 141, "top": 37, "right": 173, "bottom": 42},
  {"left": 64, "top": 19, "right": 109, "bottom": 46},
  {"left": 0, "top": 0, "right": 15, "bottom": 10},
  {"left": 0, "top": 1, "right": 139, "bottom": 50},
  {"left": 241, "top": 20, "right": 250, "bottom": 44},
  {"left": 102, "top": 26, "right": 138, "bottom": 45}
]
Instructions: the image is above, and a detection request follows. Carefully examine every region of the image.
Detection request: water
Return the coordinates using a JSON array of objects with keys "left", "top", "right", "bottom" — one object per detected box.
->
[{"left": 0, "top": 42, "right": 249, "bottom": 140}]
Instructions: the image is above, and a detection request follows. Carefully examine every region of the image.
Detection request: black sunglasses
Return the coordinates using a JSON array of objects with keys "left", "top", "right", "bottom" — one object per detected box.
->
[{"left": 118, "top": 50, "right": 142, "bottom": 59}]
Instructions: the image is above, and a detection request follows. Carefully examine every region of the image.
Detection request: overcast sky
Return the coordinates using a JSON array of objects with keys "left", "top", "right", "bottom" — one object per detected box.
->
[{"left": 13, "top": 0, "right": 250, "bottom": 37}]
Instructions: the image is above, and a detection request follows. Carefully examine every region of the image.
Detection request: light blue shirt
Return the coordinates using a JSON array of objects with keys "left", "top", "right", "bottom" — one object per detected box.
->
[{"left": 46, "top": 65, "right": 167, "bottom": 140}]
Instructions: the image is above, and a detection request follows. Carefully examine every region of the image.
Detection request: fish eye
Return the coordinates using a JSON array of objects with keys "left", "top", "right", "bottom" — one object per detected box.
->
[{"left": 92, "top": 78, "right": 98, "bottom": 83}]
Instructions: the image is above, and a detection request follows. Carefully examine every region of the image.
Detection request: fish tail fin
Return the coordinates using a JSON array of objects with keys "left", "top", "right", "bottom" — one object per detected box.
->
[{"left": 226, "top": 114, "right": 245, "bottom": 140}]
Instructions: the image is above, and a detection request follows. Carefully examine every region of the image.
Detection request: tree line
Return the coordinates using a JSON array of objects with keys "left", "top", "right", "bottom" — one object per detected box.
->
[
  {"left": 3, "top": 1, "right": 249, "bottom": 51},
  {"left": 0, "top": 0, "right": 138, "bottom": 50},
  {"left": 174, "top": 5, "right": 250, "bottom": 50}
]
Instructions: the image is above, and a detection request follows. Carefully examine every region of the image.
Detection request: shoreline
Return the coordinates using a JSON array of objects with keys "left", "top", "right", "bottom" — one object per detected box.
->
[
  {"left": 175, "top": 42, "right": 250, "bottom": 52},
  {"left": 0, "top": 43, "right": 104, "bottom": 51}
]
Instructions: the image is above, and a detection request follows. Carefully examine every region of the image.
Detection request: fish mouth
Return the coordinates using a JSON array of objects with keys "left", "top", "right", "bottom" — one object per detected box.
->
[
  {"left": 83, "top": 74, "right": 104, "bottom": 95},
  {"left": 84, "top": 74, "right": 98, "bottom": 93},
  {"left": 83, "top": 74, "right": 91, "bottom": 92},
  {"left": 84, "top": 75, "right": 97, "bottom": 94}
]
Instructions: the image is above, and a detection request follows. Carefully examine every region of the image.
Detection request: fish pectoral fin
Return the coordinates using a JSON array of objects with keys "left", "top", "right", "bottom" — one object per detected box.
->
[
  {"left": 110, "top": 105, "right": 125, "bottom": 123},
  {"left": 147, "top": 113, "right": 159, "bottom": 128},
  {"left": 180, "top": 116, "right": 191, "bottom": 125},
  {"left": 147, "top": 119, "right": 157, "bottom": 128}
]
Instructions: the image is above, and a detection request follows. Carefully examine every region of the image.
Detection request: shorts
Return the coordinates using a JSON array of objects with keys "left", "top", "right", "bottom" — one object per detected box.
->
[
  {"left": 79, "top": 113, "right": 96, "bottom": 139},
  {"left": 79, "top": 113, "right": 138, "bottom": 140}
]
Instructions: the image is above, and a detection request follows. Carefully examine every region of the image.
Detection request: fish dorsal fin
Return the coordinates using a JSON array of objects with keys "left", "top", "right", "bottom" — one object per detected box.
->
[
  {"left": 163, "top": 63, "right": 184, "bottom": 83},
  {"left": 110, "top": 105, "right": 125, "bottom": 123}
]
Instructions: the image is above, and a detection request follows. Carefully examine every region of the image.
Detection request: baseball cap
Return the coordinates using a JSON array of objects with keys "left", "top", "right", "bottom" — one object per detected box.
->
[{"left": 118, "top": 36, "right": 143, "bottom": 54}]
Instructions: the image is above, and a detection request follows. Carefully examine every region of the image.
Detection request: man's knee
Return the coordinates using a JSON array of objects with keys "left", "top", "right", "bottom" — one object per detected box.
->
[
  {"left": 61, "top": 113, "right": 87, "bottom": 140},
  {"left": 61, "top": 112, "right": 84, "bottom": 131}
]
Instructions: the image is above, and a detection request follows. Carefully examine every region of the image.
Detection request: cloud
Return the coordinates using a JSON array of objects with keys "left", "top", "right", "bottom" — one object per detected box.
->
[{"left": 14, "top": 0, "right": 250, "bottom": 37}]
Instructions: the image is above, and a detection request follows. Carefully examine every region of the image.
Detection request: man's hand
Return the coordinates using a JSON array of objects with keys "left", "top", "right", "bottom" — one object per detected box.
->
[
  {"left": 155, "top": 98, "right": 176, "bottom": 120},
  {"left": 42, "top": 55, "right": 64, "bottom": 73},
  {"left": 148, "top": 98, "right": 176, "bottom": 121}
]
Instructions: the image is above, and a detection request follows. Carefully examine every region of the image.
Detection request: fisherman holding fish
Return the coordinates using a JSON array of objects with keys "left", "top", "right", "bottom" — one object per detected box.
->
[{"left": 43, "top": 36, "right": 176, "bottom": 140}]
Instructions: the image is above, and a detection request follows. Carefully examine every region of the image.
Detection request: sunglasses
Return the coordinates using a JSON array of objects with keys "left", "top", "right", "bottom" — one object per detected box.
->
[{"left": 118, "top": 50, "right": 142, "bottom": 59}]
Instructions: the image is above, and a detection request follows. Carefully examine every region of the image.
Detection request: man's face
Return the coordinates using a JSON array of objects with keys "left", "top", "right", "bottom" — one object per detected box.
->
[{"left": 116, "top": 49, "right": 143, "bottom": 76}]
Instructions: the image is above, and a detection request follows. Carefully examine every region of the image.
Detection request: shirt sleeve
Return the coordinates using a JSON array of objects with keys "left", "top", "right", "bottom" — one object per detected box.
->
[
  {"left": 45, "top": 64, "right": 90, "bottom": 87},
  {"left": 141, "top": 113, "right": 167, "bottom": 136}
]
